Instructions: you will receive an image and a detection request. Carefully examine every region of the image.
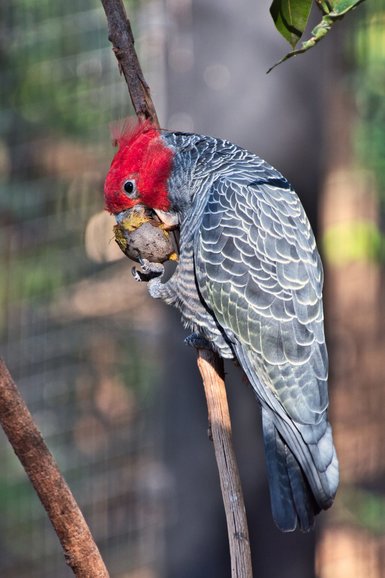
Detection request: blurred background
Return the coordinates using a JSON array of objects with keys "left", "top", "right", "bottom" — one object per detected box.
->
[{"left": 0, "top": 0, "right": 384, "bottom": 577}]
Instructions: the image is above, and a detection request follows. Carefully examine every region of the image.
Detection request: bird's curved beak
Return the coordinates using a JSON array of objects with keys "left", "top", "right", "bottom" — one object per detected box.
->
[{"left": 154, "top": 209, "right": 179, "bottom": 231}]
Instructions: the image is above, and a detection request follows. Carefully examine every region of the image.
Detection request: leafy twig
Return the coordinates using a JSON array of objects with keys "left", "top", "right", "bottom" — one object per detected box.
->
[{"left": 268, "top": 0, "right": 366, "bottom": 72}]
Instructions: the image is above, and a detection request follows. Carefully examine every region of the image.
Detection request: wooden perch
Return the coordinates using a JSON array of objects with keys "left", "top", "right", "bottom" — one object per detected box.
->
[
  {"left": 100, "top": 1, "right": 253, "bottom": 576},
  {"left": 0, "top": 360, "right": 110, "bottom": 578},
  {"left": 198, "top": 350, "right": 253, "bottom": 578},
  {"left": 100, "top": 0, "right": 159, "bottom": 126}
]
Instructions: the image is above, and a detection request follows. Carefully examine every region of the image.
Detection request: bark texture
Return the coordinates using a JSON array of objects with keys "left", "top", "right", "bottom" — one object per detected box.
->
[{"left": 0, "top": 360, "right": 110, "bottom": 578}]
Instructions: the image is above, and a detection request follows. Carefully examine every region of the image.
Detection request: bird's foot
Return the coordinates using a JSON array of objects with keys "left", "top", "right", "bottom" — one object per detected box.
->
[
  {"left": 184, "top": 333, "right": 213, "bottom": 351},
  {"left": 132, "top": 258, "right": 164, "bottom": 283}
]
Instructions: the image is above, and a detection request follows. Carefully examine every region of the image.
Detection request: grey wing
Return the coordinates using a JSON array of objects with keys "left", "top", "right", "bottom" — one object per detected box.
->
[{"left": 194, "top": 176, "right": 338, "bottom": 527}]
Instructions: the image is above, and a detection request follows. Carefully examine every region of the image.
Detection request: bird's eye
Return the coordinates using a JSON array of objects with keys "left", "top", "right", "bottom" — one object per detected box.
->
[{"left": 123, "top": 180, "right": 136, "bottom": 196}]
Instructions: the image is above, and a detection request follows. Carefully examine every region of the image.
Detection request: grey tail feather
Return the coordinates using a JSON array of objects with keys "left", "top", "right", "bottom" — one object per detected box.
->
[{"left": 262, "top": 409, "right": 319, "bottom": 532}]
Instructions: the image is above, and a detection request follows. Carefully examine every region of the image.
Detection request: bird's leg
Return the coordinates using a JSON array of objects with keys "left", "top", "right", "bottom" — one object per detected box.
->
[
  {"left": 184, "top": 332, "right": 213, "bottom": 351},
  {"left": 131, "top": 257, "right": 164, "bottom": 283},
  {"left": 132, "top": 258, "right": 179, "bottom": 304}
]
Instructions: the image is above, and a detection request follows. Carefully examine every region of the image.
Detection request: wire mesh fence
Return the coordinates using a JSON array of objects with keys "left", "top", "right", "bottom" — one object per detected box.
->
[
  {"left": 0, "top": 1, "right": 169, "bottom": 576},
  {"left": 1, "top": 1, "right": 385, "bottom": 577}
]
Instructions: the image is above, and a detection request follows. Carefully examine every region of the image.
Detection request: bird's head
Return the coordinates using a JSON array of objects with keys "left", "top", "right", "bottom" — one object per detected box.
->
[{"left": 104, "top": 119, "right": 174, "bottom": 216}]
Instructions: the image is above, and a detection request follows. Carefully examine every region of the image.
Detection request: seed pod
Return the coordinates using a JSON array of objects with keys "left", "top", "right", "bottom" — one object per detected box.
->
[{"left": 114, "top": 205, "right": 178, "bottom": 263}]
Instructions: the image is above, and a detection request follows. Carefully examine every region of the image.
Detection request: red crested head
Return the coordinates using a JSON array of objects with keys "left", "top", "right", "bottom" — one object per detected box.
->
[{"left": 104, "top": 118, "right": 174, "bottom": 214}]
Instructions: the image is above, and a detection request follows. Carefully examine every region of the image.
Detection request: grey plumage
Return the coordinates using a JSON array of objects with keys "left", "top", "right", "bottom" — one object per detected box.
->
[{"left": 142, "top": 131, "right": 339, "bottom": 532}]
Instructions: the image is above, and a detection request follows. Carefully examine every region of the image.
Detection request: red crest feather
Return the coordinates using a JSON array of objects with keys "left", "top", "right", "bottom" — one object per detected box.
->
[
  {"left": 109, "top": 117, "right": 151, "bottom": 148},
  {"left": 104, "top": 117, "right": 174, "bottom": 214}
]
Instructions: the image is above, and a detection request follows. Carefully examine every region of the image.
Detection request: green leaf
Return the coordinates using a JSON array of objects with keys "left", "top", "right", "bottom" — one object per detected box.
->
[
  {"left": 329, "top": 0, "right": 365, "bottom": 16},
  {"left": 270, "top": 0, "right": 313, "bottom": 48},
  {"left": 268, "top": 0, "right": 366, "bottom": 72}
]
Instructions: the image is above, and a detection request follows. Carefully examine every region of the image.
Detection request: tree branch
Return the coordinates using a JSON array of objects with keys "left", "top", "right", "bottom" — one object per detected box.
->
[
  {"left": 197, "top": 350, "right": 253, "bottom": 578},
  {"left": 0, "top": 360, "right": 110, "bottom": 578},
  {"left": 100, "top": 1, "right": 253, "bottom": 576},
  {"left": 100, "top": 0, "right": 159, "bottom": 126}
]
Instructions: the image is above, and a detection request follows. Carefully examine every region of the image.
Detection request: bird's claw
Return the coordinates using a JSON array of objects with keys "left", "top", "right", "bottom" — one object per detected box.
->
[{"left": 131, "top": 258, "right": 164, "bottom": 282}]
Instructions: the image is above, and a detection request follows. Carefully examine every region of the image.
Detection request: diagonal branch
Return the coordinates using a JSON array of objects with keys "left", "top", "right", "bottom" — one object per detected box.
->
[
  {"left": 100, "top": 0, "right": 159, "bottom": 126},
  {"left": 0, "top": 360, "right": 109, "bottom": 578},
  {"left": 100, "top": 2, "right": 253, "bottom": 576}
]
